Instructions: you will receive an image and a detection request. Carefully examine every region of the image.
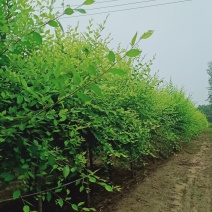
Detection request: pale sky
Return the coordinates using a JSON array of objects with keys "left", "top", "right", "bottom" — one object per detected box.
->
[{"left": 55, "top": 0, "right": 212, "bottom": 105}]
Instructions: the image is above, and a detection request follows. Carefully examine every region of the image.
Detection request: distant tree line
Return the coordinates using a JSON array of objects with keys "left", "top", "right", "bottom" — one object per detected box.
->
[
  {"left": 199, "top": 61, "right": 212, "bottom": 123},
  {"left": 198, "top": 104, "right": 212, "bottom": 123},
  {"left": 207, "top": 61, "right": 212, "bottom": 105}
]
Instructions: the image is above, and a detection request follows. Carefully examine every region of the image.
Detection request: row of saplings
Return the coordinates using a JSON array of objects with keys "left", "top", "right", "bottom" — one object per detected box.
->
[{"left": 0, "top": 18, "right": 208, "bottom": 212}]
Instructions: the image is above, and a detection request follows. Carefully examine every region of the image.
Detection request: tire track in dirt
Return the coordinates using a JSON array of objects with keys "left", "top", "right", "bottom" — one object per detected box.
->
[
  {"left": 101, "top": 129, "right": 212, "bottom": 212},
  {"left": 172, "top": 138, "right": 212, "bottom": 212}
]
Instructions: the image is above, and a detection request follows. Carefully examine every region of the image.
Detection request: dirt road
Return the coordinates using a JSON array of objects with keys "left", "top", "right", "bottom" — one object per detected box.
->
[{"left": 101, "top": 128, "right": 212, "bottom": 212}]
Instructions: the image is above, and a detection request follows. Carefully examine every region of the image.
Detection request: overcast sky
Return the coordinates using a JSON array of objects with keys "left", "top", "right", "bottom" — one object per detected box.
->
[{"left": 56, "top": 0, "right": 212, "bottom": 105}]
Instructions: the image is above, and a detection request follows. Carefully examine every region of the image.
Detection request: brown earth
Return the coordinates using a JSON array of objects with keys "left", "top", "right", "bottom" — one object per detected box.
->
[{"left": 96, "top": 128, "right": 212, "bottom": 212}]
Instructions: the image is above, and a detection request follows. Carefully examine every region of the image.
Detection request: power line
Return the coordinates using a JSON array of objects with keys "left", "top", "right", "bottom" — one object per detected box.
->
[
  {"left": 59, "top": 0, "right": 193, "bottom": 19},
  {"left": 54, "top": 0, "right": 162, "bottom": 10},
  {"left": 55, "top": 0, "right": 135, "bottom": 8},
  {"left": 90, "top": 0, "right": 125, "bottom": 4},
  {"left": 85, "top": 0, "right": 161, "bottom": 11},
  {"left": 53, "top": 0, "right": 122, "bottom": 9}
]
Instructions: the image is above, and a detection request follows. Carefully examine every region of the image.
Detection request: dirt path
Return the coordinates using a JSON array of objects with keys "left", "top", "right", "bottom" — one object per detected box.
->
[{"left": 101, "top": 128, "right": 212, "bottom": 212}]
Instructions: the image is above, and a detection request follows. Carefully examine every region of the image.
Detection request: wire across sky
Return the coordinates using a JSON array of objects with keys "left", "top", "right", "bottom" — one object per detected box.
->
[{"left": 58, "top": 0, "right": 193, "bottom": 19}]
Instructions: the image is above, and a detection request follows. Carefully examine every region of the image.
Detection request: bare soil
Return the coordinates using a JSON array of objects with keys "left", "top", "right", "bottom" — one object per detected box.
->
[{"left": 96, "top": 128, "right": 212, "bottom": 212}]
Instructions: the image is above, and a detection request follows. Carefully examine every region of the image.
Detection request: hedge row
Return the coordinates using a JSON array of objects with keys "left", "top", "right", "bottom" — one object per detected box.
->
[{"left": 0, "top": 3, "right": 208, "bottom": 211}]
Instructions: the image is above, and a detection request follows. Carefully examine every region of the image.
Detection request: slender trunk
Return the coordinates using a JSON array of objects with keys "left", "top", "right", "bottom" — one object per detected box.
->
[
  {"left": 130, "top": 144, "right": 134, "bottom": 178},
  {"left": 86, "top": 145, "right": 91, "bottom": 207},
  {"left": 89, "top": 140, "right": 93, "bottom": 170},
  {"left": 130, "top": 161, "right": 134, "bottom": 178},
  {"left": 38, "top": 193, "right": 43, "bottom": 212}
]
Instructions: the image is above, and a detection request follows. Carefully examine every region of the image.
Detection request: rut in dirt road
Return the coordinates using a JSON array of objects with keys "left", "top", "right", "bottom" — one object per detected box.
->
[
  {"left": 172, "top": 140, "right": 212, "bottom": 212},
  {"left": 102, "top": 129, "right": 212, "bottom": 212}
]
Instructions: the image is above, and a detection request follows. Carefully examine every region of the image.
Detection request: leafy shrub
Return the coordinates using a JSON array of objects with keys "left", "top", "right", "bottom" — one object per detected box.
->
[{"left": 0, "top": 0, "right": 208, "bottom": 211}]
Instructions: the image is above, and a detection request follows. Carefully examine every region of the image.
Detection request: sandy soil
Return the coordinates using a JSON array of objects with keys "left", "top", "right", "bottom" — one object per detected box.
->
[{"left": 99, "top": 128, "right": 212, "bottom": 212}]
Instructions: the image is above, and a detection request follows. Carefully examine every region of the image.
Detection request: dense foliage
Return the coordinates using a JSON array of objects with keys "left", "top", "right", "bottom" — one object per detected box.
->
[{"left": 0, "top": 0, "right": 208, "bottom": 211}]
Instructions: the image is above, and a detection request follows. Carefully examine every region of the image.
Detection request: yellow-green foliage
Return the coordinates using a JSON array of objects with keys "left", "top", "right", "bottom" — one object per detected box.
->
[
  {"left": 0, "top": 7, "right": 208, "bottom": 209},
  {"left": 149, "top": 83, "right": 208, "bottom": 156}
]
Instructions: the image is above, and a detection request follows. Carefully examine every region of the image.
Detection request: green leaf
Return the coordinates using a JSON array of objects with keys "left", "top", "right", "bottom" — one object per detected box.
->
[
  {"left": 1, "top": 110, "right": 6, "bottom": 115},
  {"left": 4, "top": 174, "right": 14, "bottom": 181},
  {"left": 0, "top": 55, "right": 10, "bottom": 66},
  {"left": 77, "top": 91, "right": 91, "bottom": 102},
  {"left": 88, "top": 65, "right": 97, "bottom": 76},
  {"left": 105, "top": 185, "right": 113, "bottom": 192},
  {"left": 21, "top": 79, "right": 27, "bottom": 87},
  {"left": 48, "top": 154, "right": 55, "bottom": 166},
  {"left": 78, "top": 202, "right": 85, "bottom": 206},
  {"left": 83, "top": 208, "right": 91, "bottom": 211},
  {"left": 1, "top": 92, "right": 5, "bottom": 98},
  {"left": 126, "top": 49, "right": 141, "bottom": 57},
  {"left": 80, "top": 185, "right": 84, "bottom": 192},
  {"left": 17, "top": 95, "right": 23, "bottom": 104},
  {"left": 53, "top": 68, "right": 61, "bottom": 78},
  {"left": 83, "top": 0, "right": 95, "bottom": 5},
  {"left": 64, "top": 8, "right": 74, "bottom": 15},
  {"left": 90, "top": 83, "right": 101, "bottom": 96},
  {"left": 66, "top": 189, "right": 70, "bottom": 195},
  {"left": 89, "top": 177, "right": 96, "bottom": 183},
  {"left": 73, "top": 72, "right": 81, "bottom": 85},
  {"left": 76, "top": 9, "right": 86, "bottom": 14},
  {"left": 13, "top": 190, "right": 20, "bottom": 200},
  {"left": 107, "top": 51, "right": 115, "bottom": 63},
  {"left": 22, "top": 164, "right": 29, "bottom": 169},
  {"left": 23, "top": 205, "right": 30, "bottom": 212},
  {"left": 131, "top": 32, "right": 138, "bottom": 46},
  {"left": 32, "top": 32, "right": 42, "bottom": 45},
  {"left": 71, "top": 167, "right": 77, "bottom": 172},
  {"left": 47, "top": 192, "right": 52, "bottom": 202},
  {"left": 58, "top": 198, "right": 64, "bottom": 207},
  {"left": 39, "top": 164, "right": 47, "bottom": 171},
  {"left": 109, "top": 68, "right": 126, "bottom": 76},
  {"left": 140, "top": 30, "right": 154, "bottom": 39},
  {"left": 19, "top": 123, "right": 26, "bottom": 131},
  {"left": 55, "top": 188, "right": 62, "bottom": 193},
  {"left": 72, "top": 204, "right": 78, "bottom": 211},
  {"left": 89, "top": 208, "right": 96, "bottom": 211},
  {"left": 54, "top": 119, "right": 58, "bottom": 126},
  {"left": 59, "top": 109, "right": 68, "bottom": 117},
  {"left": 48, "top": 20, "right": 59, "bottom": 27},
  {"left": 18, "top": 175, "right": 25, "bottom": 180},
  {"left": 8, "top": 45, "right": 15, "bottom": 52},
  {"left": 63, "top": 165, "right": 70, "bottom": 179},
  {"left": 28, "top": 171, "right": 34, "bottom": 179}
]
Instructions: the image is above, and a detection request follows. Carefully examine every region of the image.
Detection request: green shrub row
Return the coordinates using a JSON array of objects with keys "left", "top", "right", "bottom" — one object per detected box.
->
[{"left": 0, "top": 1, "right": 208, "bottom": 211}]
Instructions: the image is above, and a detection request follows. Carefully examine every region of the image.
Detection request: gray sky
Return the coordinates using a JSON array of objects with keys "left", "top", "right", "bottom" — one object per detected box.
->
[{"left": 57, "top": 0, "right": 212, "bottom": 105}]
